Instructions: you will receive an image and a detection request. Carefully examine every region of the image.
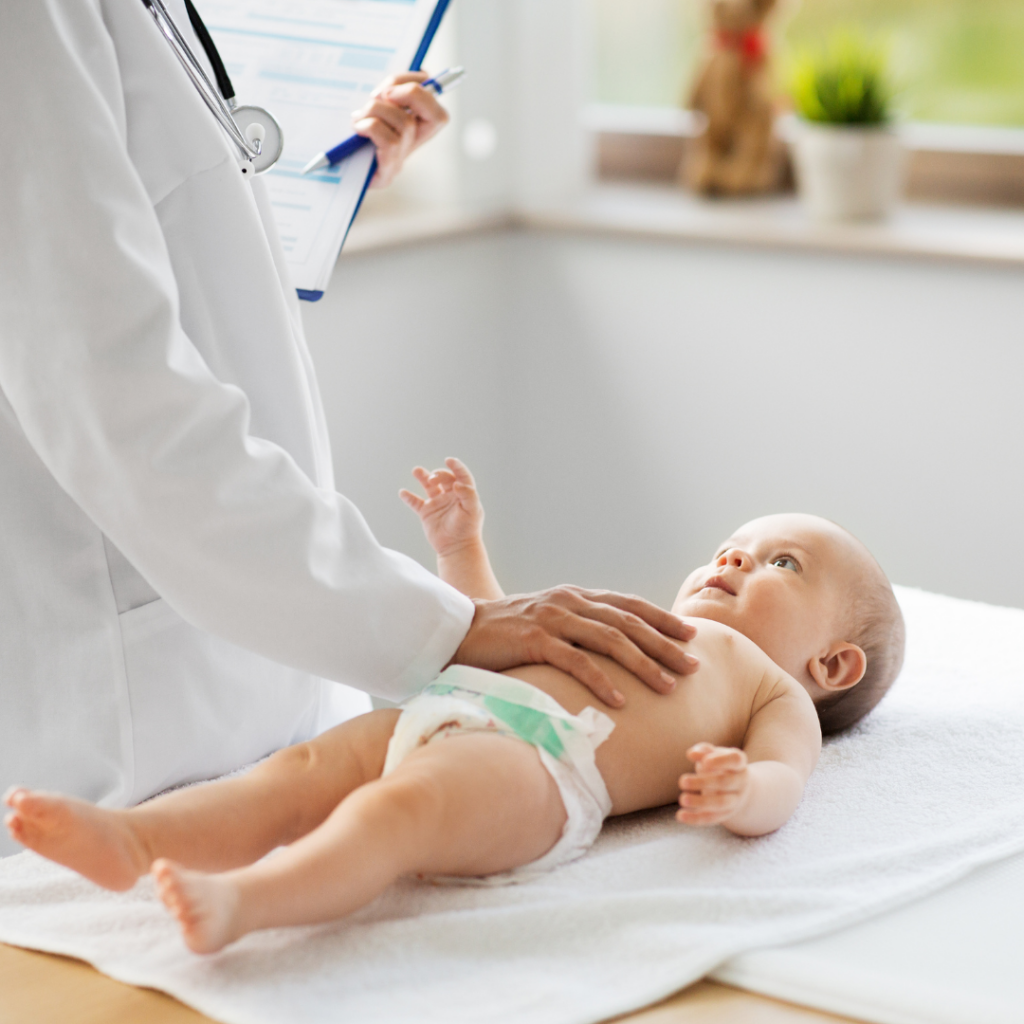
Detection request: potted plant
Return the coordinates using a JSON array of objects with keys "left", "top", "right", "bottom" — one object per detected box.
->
[{"left": 788, "top": 31, "right": 904, "bottom": 221}]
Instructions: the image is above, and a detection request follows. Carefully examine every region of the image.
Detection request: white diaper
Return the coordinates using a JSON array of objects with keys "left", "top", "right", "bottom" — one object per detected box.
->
[{"left": 383, "top": 665, "right": 615, "bottom": 884}]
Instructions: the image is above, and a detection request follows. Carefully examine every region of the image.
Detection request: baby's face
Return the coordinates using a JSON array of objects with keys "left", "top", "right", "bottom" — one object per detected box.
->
[{"left": 672, "top": 514, "right": 866, "bottom": 688}]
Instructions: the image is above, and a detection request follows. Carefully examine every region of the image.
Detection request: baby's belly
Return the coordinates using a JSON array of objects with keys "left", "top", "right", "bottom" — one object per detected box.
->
[{"left": 502, "top": 654, "right": 748, "bottom": 815}]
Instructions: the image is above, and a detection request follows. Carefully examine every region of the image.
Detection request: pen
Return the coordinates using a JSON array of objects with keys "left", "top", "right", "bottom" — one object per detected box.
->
[{"left": 301, "top": 67, "right": 466, "bottom": 175}]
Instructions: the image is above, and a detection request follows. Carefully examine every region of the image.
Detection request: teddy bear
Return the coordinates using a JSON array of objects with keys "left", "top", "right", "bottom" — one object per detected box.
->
[{"left": 682, "top": 0, "right": 788, "bottom": 195}]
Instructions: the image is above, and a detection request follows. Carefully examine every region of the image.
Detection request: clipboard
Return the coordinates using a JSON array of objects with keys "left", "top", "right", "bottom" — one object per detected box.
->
[{"left": 203, "top": 0, "right": 454, "bottom": 302}]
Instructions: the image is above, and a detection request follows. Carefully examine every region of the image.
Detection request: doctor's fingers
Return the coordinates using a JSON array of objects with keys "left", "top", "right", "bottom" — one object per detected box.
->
[
  {"left": 371, "top": 70, "right": 430, "bottom": 96},
  {"left": 352, "top": 109, "right": 414, "bottom": 157},
  {"left": 551, "top": 613, "right": 690, "bottom": 698},
  {"left": 377, "top": 81, "right": 449, "bottom": 140},
  {"left": 355, "top": 96, "right": 418, "bottom": 137},
  {"left": 560, "top": 593, "right": 698, "bottom": 678},
  {"left": 570, "top": 588, "right": 697, "bottom": 646},
  {"left": 530, "top": 638, "right": 624, "bottom": 708},
  {"left": 354, "top": 115, "right": 417, "bottom": 188}
]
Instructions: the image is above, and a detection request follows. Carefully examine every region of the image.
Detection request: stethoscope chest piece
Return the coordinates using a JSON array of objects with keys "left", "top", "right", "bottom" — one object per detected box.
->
[
  {"left": 142, "top": 0, "right": 284, "bottom": 174},
  {"left": 232, "top": 105, "right": 284, "bottom": 174}
]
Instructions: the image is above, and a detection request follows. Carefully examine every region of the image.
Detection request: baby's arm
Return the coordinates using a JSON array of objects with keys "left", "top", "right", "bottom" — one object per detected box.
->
[
  {"left": 400, "top": 458, "right": 504, "bottom": 600},
  {"left": 678, "top": 676, "right": 821, "bottom": 837}
]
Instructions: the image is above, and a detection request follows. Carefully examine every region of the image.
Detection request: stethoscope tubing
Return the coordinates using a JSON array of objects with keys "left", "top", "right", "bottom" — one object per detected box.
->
[{"left": 140, "top": 0, "right": 263, "bottom": 167}]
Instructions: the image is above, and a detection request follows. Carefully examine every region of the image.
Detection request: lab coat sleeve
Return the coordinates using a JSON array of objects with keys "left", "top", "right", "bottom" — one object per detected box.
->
[{"left": 0, "top": 0, "right": 475, "bottom": 700}]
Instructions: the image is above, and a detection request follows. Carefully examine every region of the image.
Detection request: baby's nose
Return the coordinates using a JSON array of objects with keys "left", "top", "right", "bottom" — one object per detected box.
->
[{"left": 717, "top": 548, "right": 751, "bottom": 570}]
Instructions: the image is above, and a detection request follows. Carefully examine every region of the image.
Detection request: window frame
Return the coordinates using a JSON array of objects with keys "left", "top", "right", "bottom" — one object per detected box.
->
[{"left": 585, "top": 104, "right": 1024, "bottom": 207}]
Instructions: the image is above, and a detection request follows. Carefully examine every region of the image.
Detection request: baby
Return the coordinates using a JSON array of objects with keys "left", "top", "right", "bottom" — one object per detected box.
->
[{"left": 4, "top": 459, "right": 904, "bottom": 954}]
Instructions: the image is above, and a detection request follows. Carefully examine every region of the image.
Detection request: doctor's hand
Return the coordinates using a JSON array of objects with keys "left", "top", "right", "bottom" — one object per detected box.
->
[
  {"left": 451, "top": 588, "right": 699, "bottom": 708},
  {"left": 353, "top": 72, "right": 450, "bottom": 189}
]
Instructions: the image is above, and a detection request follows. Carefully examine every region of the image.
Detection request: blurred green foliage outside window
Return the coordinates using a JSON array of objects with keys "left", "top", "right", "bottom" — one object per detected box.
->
[{"left": 593, "top": 0, "right": 1024, "bottom": 128}]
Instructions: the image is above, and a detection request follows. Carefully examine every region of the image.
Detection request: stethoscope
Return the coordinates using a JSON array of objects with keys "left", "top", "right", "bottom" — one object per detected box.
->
[{"left": 140, "top": 0, "right": 284, "bottom": 175}]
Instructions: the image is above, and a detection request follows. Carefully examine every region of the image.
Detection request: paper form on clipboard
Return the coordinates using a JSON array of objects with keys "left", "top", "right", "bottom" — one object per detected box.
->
[{"left": 202, "top": 0, "right": 451, "bottom": 300}]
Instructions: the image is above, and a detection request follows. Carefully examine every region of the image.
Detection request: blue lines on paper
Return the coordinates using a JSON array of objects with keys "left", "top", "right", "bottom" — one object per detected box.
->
[
  {"left": 271, "top": 169, "right": 342, "bottom": 184},
  {"left": 258, "top": 71, "right": 362, "bottom": 90},
  {"left": 207, "top": 26, "right": 393, "bottom": 54}
]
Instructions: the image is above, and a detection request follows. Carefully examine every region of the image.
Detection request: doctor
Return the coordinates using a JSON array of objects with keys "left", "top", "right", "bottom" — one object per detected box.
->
[{"left": 0, "top": 0, "right": 697, "bottom": 856}]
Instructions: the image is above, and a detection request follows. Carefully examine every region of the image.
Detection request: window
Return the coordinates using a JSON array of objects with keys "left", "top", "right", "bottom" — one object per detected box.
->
[{"left": 594, "top": 0, "right": 1024, "bottom": 129}]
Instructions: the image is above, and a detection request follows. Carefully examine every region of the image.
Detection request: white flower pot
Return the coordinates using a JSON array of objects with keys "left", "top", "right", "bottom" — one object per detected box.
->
[{"left": 791, "top": 122, "right": 905, "bottom": 222}]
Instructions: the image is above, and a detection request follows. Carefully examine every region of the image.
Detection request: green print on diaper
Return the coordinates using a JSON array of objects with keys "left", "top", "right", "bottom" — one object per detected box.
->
[
  {"left": 481, "top": 695, "right": 567, "bottom": 761},
  {"left": 424, "top": 683, "right": 568, "bottom": 760}
]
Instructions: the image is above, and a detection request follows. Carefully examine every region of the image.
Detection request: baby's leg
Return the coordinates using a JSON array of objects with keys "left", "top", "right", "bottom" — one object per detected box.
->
[
  {"left": 3, "top": 709, "right": 400, "bottom": 891},
  {"left": 154, "top": 732, "right": 567, "bottom": 953}
]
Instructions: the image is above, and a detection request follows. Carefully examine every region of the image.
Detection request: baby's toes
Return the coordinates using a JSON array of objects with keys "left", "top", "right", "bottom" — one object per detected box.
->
[
  {"left": 153, "top": 860, "right": 190, "bottom": 912},
  {"left": 4, "top": 808, "right": 51, "bottom": 850},
  {"left": 10, "top": 791, "right": 62, "bottom": 824},
  {"left": 3, "top": 786, "right": 27, "bottom": 809}
]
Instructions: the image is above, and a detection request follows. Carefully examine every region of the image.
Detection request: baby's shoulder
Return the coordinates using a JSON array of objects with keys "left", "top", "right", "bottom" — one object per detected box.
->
[
  {"left": 689, "top": 617, "right": 773, "bottom": 672},
  {"left": 689, "top": 618, "right": 809, "bottom": 707}
]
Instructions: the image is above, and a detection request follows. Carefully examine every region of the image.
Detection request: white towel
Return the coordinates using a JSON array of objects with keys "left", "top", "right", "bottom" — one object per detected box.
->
[{"left": 1, "top": 586, "right": 1023, "bottom": 1024}]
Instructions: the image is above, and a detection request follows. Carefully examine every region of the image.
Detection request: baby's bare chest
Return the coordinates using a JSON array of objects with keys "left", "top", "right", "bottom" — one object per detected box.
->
[
  {"left": 595, "top": 666, "right": 755, "bottom": 813},
  {"left": 507, "top": 632, "right": 763, "bottom": 814}
]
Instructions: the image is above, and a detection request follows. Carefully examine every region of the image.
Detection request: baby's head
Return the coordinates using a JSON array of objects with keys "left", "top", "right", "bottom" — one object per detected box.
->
[{"left": 673, "top": 514, "right": 905, "bottom": 735}]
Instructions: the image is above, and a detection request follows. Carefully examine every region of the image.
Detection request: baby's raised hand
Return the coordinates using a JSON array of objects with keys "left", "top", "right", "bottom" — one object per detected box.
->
[
  {"left": 677, "top": 743, "right": 750, "bottom": 827},
  {"left": 399, "top": 457, "right": 484, "bottom": 557}
]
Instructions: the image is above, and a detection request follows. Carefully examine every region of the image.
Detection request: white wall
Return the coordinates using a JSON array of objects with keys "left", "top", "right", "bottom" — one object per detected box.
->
[
  {"left": 383, "top": 0, "right": 594, "bottom": 217},
  {"left": 302, "top": 230, "right": 1024, "bottom": 610}
]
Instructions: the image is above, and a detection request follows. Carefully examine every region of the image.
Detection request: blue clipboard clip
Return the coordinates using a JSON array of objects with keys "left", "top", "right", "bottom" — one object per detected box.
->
[{"left": 295, "top": 0, "right": 454, "bottom": 302}]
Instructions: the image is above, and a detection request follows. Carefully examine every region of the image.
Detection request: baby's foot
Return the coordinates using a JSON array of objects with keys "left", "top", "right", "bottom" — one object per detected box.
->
[
  {"left": 3, "top": 787, "right": 147, "bottom": 891},
  {"left": 152, "top": 859, "right": 242, "bottom": 954}
]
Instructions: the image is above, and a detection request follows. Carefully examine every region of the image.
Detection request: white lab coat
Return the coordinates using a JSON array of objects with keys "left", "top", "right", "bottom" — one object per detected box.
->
[{"left": 0, "top": 0, "right": 474, "bottom": 854}]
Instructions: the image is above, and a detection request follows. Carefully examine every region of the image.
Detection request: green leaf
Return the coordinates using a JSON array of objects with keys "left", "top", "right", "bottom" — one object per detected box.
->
[{"left": 790, "top": 28, "right": 893, "bottom": 125}]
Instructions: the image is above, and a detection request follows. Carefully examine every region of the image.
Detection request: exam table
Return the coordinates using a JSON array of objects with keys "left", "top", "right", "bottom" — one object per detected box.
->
[
  {"left": 0, "top": 941, "right": 854, "bottom": 1024},
  {"left": 3, "top": 584, "right": 1022, "bottom": 1024},
  {"left": 5, "top": 842, "right": 1022, "bottom": 1024}
]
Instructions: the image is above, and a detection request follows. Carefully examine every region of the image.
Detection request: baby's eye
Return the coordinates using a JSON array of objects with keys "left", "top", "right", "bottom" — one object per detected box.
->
[{"left": 771, "top": 556, "right": 798, "bottom": 572}]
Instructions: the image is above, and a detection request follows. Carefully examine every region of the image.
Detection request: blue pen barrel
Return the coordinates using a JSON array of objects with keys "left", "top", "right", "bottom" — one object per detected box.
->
[{"left": 326, "top": 133, "right": 373, "bottom": 168}]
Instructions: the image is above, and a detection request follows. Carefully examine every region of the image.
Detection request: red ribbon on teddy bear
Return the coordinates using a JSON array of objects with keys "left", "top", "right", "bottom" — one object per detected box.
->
[{"left": 715, "top": 27, "right": 767, "bottom": 65}]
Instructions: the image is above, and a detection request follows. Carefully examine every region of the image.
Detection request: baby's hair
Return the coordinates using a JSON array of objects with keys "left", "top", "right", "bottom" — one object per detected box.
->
[{"left": 816, "top": 542, "right": 906, "bottom": 736}]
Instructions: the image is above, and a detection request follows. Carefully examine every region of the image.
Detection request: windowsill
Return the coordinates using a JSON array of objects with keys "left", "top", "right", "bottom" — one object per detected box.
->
[
  {"left": 587, "top": 106, "right": 1024, "bottom": 208},
  {"left": 583, "top": 105, "right": 1024, "bottom": 155},
  {"left": 527, "top": 183, "right": 1024, "bottom": 267},
  {"left": 339, "top": 185, "right": 1024, "bottom": 269}
]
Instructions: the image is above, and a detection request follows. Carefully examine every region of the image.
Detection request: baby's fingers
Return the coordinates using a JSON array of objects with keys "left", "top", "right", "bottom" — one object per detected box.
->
[
  {"left": 445, "top": 457, "right": 476, "bottom": 486},
  {"left": 679, "top": 790, "right": 738, "bottom": 812},
  {"left": 701, "top": 751, "right": 745, "bottom": 775},
  {"left": 679, "top": 772, "right": 743, "bottom": 794},
  {"left": 690, "top": 746, "right": 746, "bottom": 775},
  {"left": 399, "top": 489, "right": 426, "bottom": 514},
  {"left": 453, "top": 481, "right": 483, "bottom": 511},
  {"left": 412, "top": 466, "right": 455, "bottom": 498},
  {"left": 409, "top": 468, "right": 438, "bottom": 495},
  {"left": 677, "top": 810, "right": 729, "bottom": 827}
]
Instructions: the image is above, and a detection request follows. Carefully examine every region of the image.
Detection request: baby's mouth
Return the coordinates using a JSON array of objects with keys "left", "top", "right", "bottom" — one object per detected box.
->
[{"left": 700, "top": 575, "right": 736, "bottom": 596}]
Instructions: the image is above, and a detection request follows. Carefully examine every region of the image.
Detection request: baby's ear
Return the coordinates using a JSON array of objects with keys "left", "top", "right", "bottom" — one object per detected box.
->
[{"left": 808, "top": 642, "right": 867, "bottom": 694}]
